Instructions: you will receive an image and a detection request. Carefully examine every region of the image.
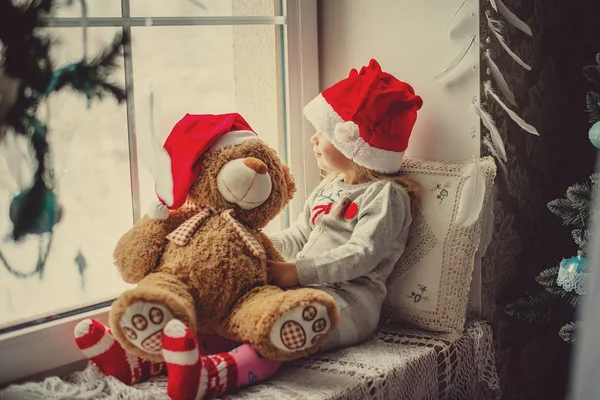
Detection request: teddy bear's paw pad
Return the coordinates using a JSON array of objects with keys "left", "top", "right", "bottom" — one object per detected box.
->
[
  {"left": 269, "top": 303, "right": 331, "bottom": 352},
  {"left": 119, "top": 302, "right": 174, "bottom": 354}
]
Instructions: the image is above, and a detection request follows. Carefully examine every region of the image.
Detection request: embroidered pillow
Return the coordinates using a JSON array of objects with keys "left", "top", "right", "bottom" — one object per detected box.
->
[{"left": 381, "top": 157, "right": 496, "bottom": 336}]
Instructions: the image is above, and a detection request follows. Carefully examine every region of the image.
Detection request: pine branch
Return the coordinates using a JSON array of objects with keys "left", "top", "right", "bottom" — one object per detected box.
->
[
  {"left": 548, "top": 198, "right": 587, "bottom": 228},
  {"left": 566, "top": 181, "right": 592, "bottom": 206},
  {"left": 44, "top": 32, "right": 129, "bottom": 103},
  {"left": 504, "top": 290, "right": 568, "bottom": 324},
  {"left": 583, "top": 64, "right": 600, "bottom": 90},
  {"left": 534, "top": 265, "right": 582, "bottom": 308},
  {"left": 10, "top": 116, "right": 50, "bottom": 241},
  {"left": 535, "top": 266, "right": 560, "bottom": 288},
  {"left": 587, "top": 91, "right": 600, "bottom": 124},
  {"left": 572, "top": 228, "right": 588, "bottom": 248},
  {"left": 559, "top": 321, "right": 578, "bottom": 343},
  {"left": 544, "top": 285, "right": 581, "bottom": 308}
]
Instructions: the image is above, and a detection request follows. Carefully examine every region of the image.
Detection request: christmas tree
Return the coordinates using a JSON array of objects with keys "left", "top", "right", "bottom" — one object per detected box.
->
[
  {"left": 0, "top": 0, "right": 127, "bottom": 277},
  {"left": 504, "top": 54, "right": 600, "bottom": 343}
]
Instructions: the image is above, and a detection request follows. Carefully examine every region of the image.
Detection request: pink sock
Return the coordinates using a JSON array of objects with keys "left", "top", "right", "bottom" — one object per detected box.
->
[
  {"left": 162, "top": 320, "right": 282, "bottom": 399},
  {"left": 229, "top": 344, "right": 282, "bottom": 388},
  {"left": 74, "top": 319, "right": 165, "bottom": 384}
]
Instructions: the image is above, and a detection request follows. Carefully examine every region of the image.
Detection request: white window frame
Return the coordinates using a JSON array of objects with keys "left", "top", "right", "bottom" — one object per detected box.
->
[{"left": 0, "top": 0, "right": 319, "bottom": 385}]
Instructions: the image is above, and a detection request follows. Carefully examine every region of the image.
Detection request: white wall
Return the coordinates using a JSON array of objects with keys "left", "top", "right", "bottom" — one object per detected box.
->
[{"left": 318, "top": 0, "right": 480, "bottom": 162}]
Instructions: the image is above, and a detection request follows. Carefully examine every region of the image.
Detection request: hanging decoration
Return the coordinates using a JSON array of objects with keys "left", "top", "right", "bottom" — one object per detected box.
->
[
  {"left": 556, "top": 252, "right": 589, "bottom": 295},
  {"left": 471, "top": 101, "right": 507, "bottom": 162},
  {"left": 455, "top": 156, "right": 486, "bottom": 227},
  {"left": 436, "top": 0, "right": 539, "bottom": 177},
  {"left": 483, "top": 81, "right": 539, "bottom": 135},
  {"left": 588, "top": 121, "right": 600, "bottom": 149},
  {"left": 483, "top": 49, "right": 516, "bottom": 106},
  {"left": 434, "top": 35, "right": 477, "bottom": 82},
  {"left": 0, "top": 0, "right": 128, "bottom": 278},
  {"left": 484, "top": 11, "right": 531, "bottom": 71}
]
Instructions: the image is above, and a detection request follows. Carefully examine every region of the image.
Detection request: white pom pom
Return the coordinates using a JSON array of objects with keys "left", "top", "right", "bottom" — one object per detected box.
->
[
  {"left": 147, "top": 200, "right": 170, "bottom": 220},
  {"left": 333, "top": 121, "right": 360, "bottom": 143}
]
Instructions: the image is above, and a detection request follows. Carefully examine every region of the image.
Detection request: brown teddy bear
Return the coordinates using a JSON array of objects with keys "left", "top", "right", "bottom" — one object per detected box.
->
[{"left": 106, "top": 113, "right": 339, "bottom": 363}]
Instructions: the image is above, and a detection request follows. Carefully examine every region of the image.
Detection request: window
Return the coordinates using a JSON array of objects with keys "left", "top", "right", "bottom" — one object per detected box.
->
[{"left": 0, "top": 0, "right": 319, "bottom": 384}]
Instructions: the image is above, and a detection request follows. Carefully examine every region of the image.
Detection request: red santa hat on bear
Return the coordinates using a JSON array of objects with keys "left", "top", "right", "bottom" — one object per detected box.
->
[
  {"left": 303, "top": 59, "right": 423, "bottom": 173},
  {"left": 148, "top": 113, "right": 264, "bottom": 219}
]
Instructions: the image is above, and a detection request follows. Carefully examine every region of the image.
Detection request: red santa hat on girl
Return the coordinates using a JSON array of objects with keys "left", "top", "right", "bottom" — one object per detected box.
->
[
  {"left": 303, "top": 59, "right": 423, "bottom": 173},
  {"left": 148, "top": 113, "right": 259, "bottom": 219}
]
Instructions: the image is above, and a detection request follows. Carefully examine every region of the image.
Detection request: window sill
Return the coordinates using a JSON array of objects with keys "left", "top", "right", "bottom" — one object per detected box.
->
[{"left": 0, "top": 306, "right": 110, "bottom": 386}]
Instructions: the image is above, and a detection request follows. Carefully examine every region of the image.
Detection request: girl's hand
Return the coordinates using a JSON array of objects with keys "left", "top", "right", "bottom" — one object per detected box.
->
[{"left": 266, "top": 260, "right": 299, "bottom": 288}]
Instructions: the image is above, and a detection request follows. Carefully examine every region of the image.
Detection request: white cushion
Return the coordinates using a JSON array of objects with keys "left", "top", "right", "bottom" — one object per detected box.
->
[{"left": 382, "top": 157, "right": 497, "bottom": 336}]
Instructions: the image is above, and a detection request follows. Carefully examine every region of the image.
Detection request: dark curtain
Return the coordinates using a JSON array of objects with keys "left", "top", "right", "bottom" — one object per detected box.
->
[{"left": 480, "top": 0, "right": 599, "bottom": 399}]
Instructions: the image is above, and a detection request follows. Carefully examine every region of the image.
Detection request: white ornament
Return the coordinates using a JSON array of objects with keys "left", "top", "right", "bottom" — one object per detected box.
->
[{"left": 334, "top": 121, "right": 360, "bottom": 143}]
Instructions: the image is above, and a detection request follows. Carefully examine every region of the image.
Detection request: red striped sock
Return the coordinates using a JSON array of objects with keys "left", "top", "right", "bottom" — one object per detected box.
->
[
  {"left": 74, "top": 319, "right": 165, "bottom": 384},
  {"left": 162, "top": 320, "right": 238, "bottom": 400}
]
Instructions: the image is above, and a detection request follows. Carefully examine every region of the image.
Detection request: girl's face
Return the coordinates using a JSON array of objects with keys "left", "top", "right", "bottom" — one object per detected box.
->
[{"left": 310, "top": 131, "right": 353, "bottom": 174}]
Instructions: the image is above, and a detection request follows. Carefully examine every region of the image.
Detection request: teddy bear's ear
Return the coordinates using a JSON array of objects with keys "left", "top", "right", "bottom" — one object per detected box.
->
[{"left": 281, "top": 163, "right": 296, "bottom": 200}]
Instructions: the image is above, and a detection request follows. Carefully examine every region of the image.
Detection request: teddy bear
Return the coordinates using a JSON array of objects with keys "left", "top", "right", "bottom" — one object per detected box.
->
[{"left": 101, "top": 113, "right": 339, "bottom": 363}]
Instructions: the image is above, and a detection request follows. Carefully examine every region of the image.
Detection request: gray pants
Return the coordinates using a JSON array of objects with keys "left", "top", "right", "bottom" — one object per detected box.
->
[{"left": 315, "top": 286, "right": 380, "bottom": 353}]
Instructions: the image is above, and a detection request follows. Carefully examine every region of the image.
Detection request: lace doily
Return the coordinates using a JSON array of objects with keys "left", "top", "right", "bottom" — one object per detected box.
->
[
  {"left": 0, "top": 320, "right": 500, "bottom": 400},
  {"left": 557, "top": 268, "right": 588, "bottom": 295}
]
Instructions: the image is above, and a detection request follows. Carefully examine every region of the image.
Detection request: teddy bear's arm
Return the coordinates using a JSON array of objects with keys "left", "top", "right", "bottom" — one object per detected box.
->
[
  {"left": 256, "top": 231, "right": 285, "bottom": 262},
  {"left": 113, "top": 209, "right": 193, "bottom": 283}
]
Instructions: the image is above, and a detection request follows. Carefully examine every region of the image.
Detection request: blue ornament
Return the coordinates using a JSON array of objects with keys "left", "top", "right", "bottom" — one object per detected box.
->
[
  {"left": 557, "top": 252, "right": 589, "bottom": 295},
  {"left": 588, "top": 121, "right": 600, "bottom": 149},
  {"left": 9, "top": 187, "right": 62, "bottom": 235}
]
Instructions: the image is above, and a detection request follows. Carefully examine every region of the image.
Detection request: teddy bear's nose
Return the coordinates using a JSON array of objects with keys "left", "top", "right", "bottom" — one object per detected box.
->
[{"left": 243, "top": 157, "right": 267, "bottom": 175}]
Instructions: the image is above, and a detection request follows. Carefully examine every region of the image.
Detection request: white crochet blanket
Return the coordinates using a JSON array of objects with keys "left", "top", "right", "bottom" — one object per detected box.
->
[{"left": 0, "top": 320, "right": 500, "bottom": 400}]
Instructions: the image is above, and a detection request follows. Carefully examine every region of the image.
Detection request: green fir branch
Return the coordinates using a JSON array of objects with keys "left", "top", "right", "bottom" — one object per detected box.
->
[
  {"left": 566, "top": 181, "right": 592, "bottom": 206},
  {"left": 548, "top": 198, "right": 587, "bottom": 228},
  {"left": 44, "top": 32, "right": 129, "bottom": 103},
  {"left": 586, "top": 91, "right": 600, "bottom": 124},
  {"left": 572, "top": 228, "right": 588, "bottom": 248},
  {"left": 583, "top": 63, "right": 600, "bottom": 90},
  {"left": 504, "top": 290, "right": 569, "bottom": 324},
  {"left": 534, "top": 266, "right": 581, "bottom": 308},
  {"left": 543, "top": 285, "right": 581, "bottom": 308},
  {"left": 535, "top": 266, "right": 560, "bottom": 288}
]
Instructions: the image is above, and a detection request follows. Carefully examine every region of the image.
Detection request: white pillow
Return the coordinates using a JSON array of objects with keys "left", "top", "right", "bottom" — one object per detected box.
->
[{"left": 382, "top": 157, "right": 497, "bottom": 336}]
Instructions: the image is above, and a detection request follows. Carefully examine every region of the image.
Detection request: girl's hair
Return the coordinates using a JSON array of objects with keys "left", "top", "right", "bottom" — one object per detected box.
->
[
  {"left": 322, "top": 162, "right": 420, "bottom": 202},
  {"left": 349, "top": 163, "right": 419, "bottom": 195}
]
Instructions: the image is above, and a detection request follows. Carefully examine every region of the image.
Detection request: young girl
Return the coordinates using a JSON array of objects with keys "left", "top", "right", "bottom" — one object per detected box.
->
[{"left": 75, "top": 58, "right": 422, "bottom": 400}]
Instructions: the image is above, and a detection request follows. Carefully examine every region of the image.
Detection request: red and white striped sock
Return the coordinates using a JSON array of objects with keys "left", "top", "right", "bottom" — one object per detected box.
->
[
  {"left": 74, "top": 318, "right": 165, "bottom": 385},
  {"left": 162, "top": 320, "right": 238, "bottom": 400}
]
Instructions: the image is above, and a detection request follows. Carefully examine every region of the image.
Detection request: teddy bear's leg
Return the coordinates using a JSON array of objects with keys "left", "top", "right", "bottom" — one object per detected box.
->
[
  {"left": 74, "top": 319, "right": 166, "bottom": 384},
  {"left": 109, "top": 272, "right": 197, "bottom": 361},
  {"left": 225, "top": 286, "right": 340, "bottom": 361}
]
